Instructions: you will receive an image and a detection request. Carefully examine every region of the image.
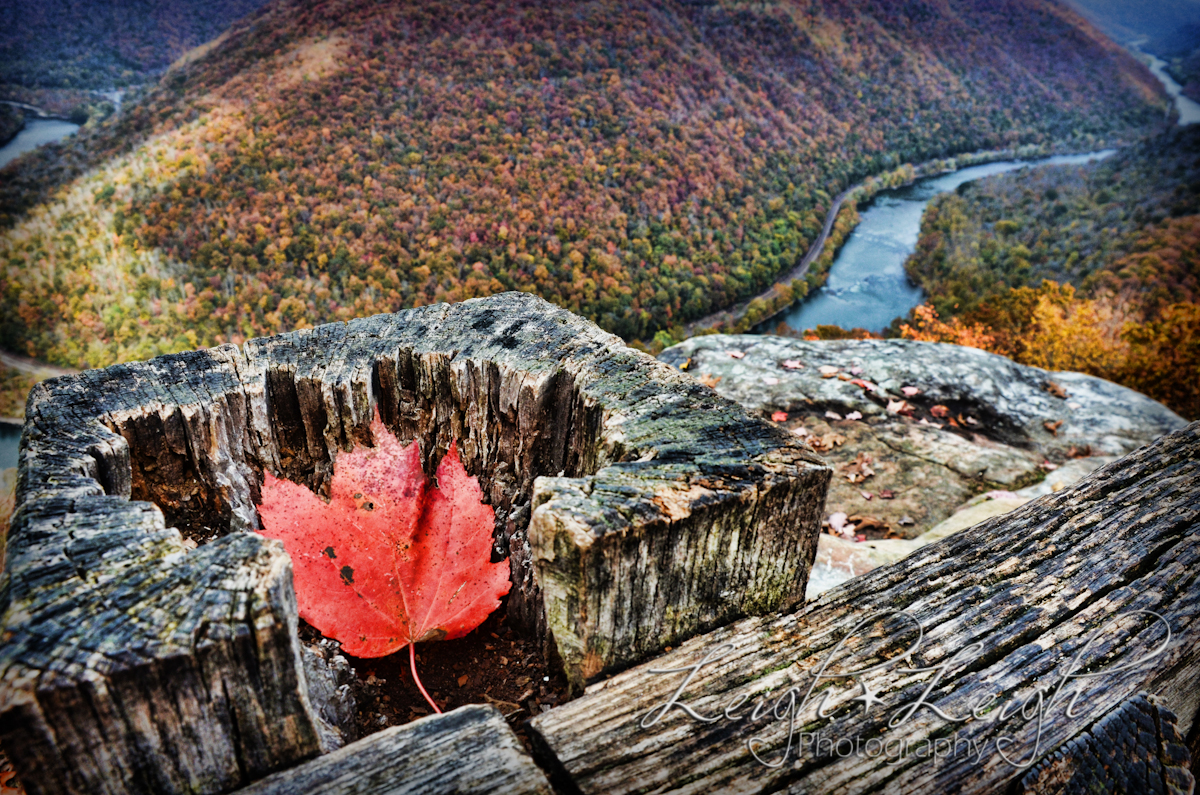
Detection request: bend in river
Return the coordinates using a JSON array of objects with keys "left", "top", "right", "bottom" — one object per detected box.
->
[
  {"left": 1137, "top": 46, "right": 1200, "bottom": 126},
  {"left": 768, "top": 151, "right": 1115, "bottom": 336}
]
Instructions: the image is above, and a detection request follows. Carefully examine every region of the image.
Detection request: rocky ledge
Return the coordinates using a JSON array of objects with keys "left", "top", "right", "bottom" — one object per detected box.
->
[{"left": 659, "top": 336, "right": 1187, "bottom": 590}]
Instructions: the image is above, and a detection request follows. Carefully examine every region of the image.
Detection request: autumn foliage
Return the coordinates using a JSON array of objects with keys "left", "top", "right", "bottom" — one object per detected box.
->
[
  {"left": 901, "top": 284, "right": 1199, "bottom": 419},
  {"left": 0, "top": 0, "right": 269, "bottom": 90},
  {"left": 257, "top": 411, "right": 509, "bottom": 660}
]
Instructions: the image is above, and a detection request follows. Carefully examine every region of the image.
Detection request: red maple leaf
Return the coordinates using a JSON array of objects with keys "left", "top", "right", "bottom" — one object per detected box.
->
[{"left": 258, "top": 410, "right": 510, "bottom": 711}]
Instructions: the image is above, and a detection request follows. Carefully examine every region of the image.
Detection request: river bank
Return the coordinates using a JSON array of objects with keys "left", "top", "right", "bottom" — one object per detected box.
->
[
  {"left": 679, "top": 141, "right": 1126, "bottom": 340},
  {"left": 772, "top": 150, "right": 1113, "bottom": 335},
  {"left": 0, "top": 106, "right": 22, "bottom": 149},
  {"left": 0, "top": 117, "right": 84, "bottom": 471}
]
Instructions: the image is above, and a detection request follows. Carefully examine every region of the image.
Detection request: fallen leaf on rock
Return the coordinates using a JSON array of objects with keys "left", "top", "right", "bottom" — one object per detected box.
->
[
  {"left": 898, "top": 515, "right": 915, "bottom": 526},
  {"left": 850, "top": 378, "right": 879, "bottom": 392},
  {"left": 843, "top": 452, "right": 875, "bottom": 483},
  {"left": 849, "top": 366, "right": 864, "bottom": 375},
  {"left": 790, "top": 426, "right": 811, "bottom": 437},
  {"left": 855, "top": 534, "right": 866, "bottom": 543},
  {"left": 847, "top": 514, "right": 890, "bottom": 535},
  {"left": 825, "top": 410, "right": 843, "bottom": 420},
  {"left": 679, "top": 358, "right": 693, "bottom": 372},
  {"left": 781, "top": 359, "right": 805, "bottom": 370},
  {"left": 880, "top": 489, "right": 896, "bottom": 499},
  {"left": 901, "top": 386, "right": 921, "bottom": 397},
  {"left": 825, "top": 433, "right": 847, "bottom": 449},
  {"left": 961, "top": 414, "right": 980, "bottom": 426},
  {"left": 763, "top": 376, "right": 780, "bottom": 385},
  {"left": 918, "top": 418, "right": 943, "bottom": 429},
  {"left": 818, "top": 365, "right": 839, "bottom": 375},
  {"left": 728, "top": 350, "right": 746, "bottom": 359},
  {"left": 698, "top": 373, "right": 722, "bottom": 388},
  {"left": 809, "top": 432, "right": 847, "bottom": 452},
  {"left": 1041, "top": 461, "right": 1059, "bottom": 471},
  {"left": 837, "top": 373, "right": 853, "bottom": 381},
  {"left": 1044, "top": 419, "right": 1063, "bottom": 436},
  {"left": 1068, "top": 402, "right": 1082, "bottom": 410},
  {"left": 828, "top": 511, "right": 848, "bottom": 534},
  {"left": 930, "top": 404, "right": 950, "bottom": 418},
  {"left": 861, "top": 491, "right": 873, "bottom": 501},
  {"left": 771, "top": 411, "right": 788, "bottom": 422},
  {"left": 845, "top": 411, "right": 863, "bottom": 421},
  {"left": 886, "top": 399, "right": 908, "bottom": 414},
  {"left": 1044, "top": 381, "right": 1068, "bottom": 399}
]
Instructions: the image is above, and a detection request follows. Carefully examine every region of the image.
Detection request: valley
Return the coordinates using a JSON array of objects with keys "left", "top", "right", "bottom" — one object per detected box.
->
[{"left": 0, "top": 0, "right": 1168, "bottom": 373}]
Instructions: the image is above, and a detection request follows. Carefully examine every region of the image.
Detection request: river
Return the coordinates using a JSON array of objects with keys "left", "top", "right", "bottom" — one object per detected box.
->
[
  {"left": 1143, "top": 52, "right": 1200, "bottom": 126},
  {"left": 0, "top": 117, "right": 80, "bottom": 169},
  {"left": 770, "top": 151, "right": 1115, "bottom": 335}
]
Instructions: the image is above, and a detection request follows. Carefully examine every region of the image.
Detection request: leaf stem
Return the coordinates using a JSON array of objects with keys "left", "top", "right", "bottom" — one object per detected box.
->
[{"left": 409, "top": 642, "right": 442, "bottom": 714}]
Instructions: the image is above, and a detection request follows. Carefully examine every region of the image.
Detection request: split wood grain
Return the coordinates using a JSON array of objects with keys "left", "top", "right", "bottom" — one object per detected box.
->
[{"left": 1017, "top": 693, "right": 1194, "bottom": 795}]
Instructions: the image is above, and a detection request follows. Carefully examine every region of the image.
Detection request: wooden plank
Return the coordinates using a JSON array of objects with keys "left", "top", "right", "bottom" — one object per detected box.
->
[
  {"left": 530, "top": 422, "right": 1200, "bottom": 795},
  {"left": 232, "top": 705, "right": 551, "bottom": 795}
]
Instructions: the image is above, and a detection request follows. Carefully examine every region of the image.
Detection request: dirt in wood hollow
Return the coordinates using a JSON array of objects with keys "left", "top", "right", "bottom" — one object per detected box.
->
[{"left": 300, "top": 604, "right": 570, "bottom": 752}]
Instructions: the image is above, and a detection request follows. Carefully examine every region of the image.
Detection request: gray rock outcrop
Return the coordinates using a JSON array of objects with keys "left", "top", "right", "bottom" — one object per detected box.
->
[{"left": 659, "top": 335, "right": 1186, "bottom": 544}]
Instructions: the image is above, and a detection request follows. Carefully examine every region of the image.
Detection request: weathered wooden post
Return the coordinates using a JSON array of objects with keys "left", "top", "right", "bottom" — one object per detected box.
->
[
  {"left": 0, "top": 292, "right": 829, "bottom": 794},
  {"left": 531, "top": 422, "right": 1200, "bottom": 795}
]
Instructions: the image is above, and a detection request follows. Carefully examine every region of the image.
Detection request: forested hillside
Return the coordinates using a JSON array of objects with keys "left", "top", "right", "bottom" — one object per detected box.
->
[
  {"left": 0, "top": 0, "right": 1166, "bottom": 369},
  {"left": 1067, "top": 0, "right": 1200, "bottom": 101},
  {"left": 901, "top": 125, "right": 1200, "bottom": 418}
]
